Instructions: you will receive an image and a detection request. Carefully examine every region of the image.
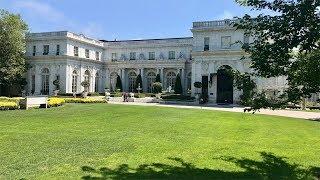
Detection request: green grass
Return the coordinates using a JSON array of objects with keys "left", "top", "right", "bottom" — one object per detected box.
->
[{"left": 0, "top": 104, "right": 319, "bottom": 179}]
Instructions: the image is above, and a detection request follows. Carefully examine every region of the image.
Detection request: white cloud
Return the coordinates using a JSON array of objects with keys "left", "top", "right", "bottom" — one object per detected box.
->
[
  {"left": 13, "top": 0, "right": 65, "bottom": 23},
  {"left": 217, "top": 10, "right": 235, "bottom": 20}
]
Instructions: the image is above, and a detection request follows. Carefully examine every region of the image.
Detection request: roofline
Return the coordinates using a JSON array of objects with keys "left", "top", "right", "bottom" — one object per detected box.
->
[{"left": 100, "top": 37, "right": 193, "bottom": 43}]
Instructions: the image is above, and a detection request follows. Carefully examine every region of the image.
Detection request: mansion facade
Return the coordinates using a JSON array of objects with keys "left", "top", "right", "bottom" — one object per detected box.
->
[{"left": 25, "top": 19, "right": 287, "bottom": 103}]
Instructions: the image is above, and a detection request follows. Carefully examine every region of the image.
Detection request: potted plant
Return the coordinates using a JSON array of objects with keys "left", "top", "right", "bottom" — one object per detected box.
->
[
  {"left": 53, "top": 79, "right": 60, "bottom": 96},
  {"left": 81, "top": 80, "right": 90, "bottom": 98},
  {"left": 152, "top": 82, "right": 162, "bottom": 99}
]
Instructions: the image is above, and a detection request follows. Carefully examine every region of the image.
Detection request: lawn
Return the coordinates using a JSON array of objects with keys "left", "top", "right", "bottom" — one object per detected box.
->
[{"left": 0, "top": 104, "right": 319, "bottom": 179}]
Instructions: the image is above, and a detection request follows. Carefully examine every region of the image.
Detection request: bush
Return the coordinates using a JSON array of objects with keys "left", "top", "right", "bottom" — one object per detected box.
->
[
  {"left": 0, "top": 101, "right": 19, "bottom": 110},
  {"left": 88, "top": 92, "right": 101, "bottom": 96},
  {"left": 134, "top": 93, "right": 146, "bottom": 98},
  {"left": 64, "top": 98, "right": 107, "bottom": 104},
  {"left": 152, "top": 82, "right": 162, "bottom": 94},
  {"left": 161, "top": 94, "right": 195, "bottom": 101},
  {"left": 110, "top": 92, "right": 122, "bottom": 97},
  {"left": 48, "top": 98, "right": 65, "bottom": 107},
  {"left": 174, "top": 74, "right": 183, "bottom": 94}
]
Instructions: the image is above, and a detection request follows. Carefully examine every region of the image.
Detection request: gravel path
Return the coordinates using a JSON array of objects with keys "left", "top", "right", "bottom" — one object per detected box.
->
[{"left": 108, "top": 101, "right": 320, "bottom": 120}]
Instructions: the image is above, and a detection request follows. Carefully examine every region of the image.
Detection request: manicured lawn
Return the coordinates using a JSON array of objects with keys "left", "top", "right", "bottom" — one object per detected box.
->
[{"left": 0, "top": 104, "right": 319, "bottom": 179}]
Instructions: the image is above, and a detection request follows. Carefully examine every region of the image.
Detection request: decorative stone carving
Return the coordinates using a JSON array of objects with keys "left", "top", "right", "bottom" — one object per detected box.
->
[
  {"left": 120, "top": 54, "right": 127, "bottom": 60},
  {"left": 159, "top": 53, "right": 165, "bottom": 60},
  {"left": 201, "top": 62, "right": 209, "bottom": 73},
  {"left": 139, "top": 53, "right": 146, "bottom": 60},
  {"left": 178, "top": 52, "right": 186, "bottom": 59}
]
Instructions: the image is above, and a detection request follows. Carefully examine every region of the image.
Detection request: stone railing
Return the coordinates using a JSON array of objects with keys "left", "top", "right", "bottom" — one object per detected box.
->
[
  {"left": 26, "top": 31, "right": 68, "bottom": 38},
  {"left": 193, "top": 19, "right": 237, "bottom": 29}
]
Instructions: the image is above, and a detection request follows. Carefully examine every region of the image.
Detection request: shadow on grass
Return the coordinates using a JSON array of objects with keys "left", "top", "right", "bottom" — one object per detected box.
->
[{"left": 81, "top": 152, "right": 320, "bottom": 179}]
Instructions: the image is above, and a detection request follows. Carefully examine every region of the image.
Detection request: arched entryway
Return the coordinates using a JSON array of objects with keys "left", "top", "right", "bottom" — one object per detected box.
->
[{"left": 217, "top": 65, "right": 233, "bottom": 104}]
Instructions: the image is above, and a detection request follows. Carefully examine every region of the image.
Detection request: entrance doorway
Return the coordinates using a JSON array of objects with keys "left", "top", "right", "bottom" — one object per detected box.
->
[
  {"left": 202, "top": 76, "right": 208, "bottom": 103},
  {"left": 217, "top": 65, "right": 233, "bottom": 104}
]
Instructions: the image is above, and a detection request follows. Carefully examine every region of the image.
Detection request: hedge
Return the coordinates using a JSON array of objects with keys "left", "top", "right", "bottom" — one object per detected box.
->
[
  {"left": 64, "top": 98, "right": 107, "bottom": 104},
  {"left": 48, "top": 98, "right": 66, "bottom": 107},
  {"left": 0, "top": 102, "right": 19, "bottom": 110}
]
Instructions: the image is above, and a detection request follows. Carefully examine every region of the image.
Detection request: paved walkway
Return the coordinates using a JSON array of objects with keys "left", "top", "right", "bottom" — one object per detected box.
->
[{"left": 108, "top": 101, "right": 320, "bottom": 120}]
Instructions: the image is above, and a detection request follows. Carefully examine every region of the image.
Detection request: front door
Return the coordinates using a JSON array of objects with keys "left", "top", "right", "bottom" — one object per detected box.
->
[
  {"left": 217, "top": 68, "right": 233, "bottom": 104},
  {"left": 202, "top": 76, "right": 209, "bottom": 102}
]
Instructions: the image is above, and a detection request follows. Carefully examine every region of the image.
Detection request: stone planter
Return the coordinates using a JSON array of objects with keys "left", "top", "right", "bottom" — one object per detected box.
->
[
  {"left": 53, "top": 90, "right": 60, "bottom": 97},
  {"left": 82, "top": 91, "right": 88, "bottom": 98}
]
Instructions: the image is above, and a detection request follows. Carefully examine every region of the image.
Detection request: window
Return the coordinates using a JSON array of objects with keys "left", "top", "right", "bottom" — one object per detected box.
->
[
  {"left": 43, "top": 45, "right": 49, "bottom": 55},
  {"left": 74, "top": 46, "right": 79, "bottom": 57},
  {"left": 204, "top": 37, "right": 210, "bottom": 51},
  {"left": 111, "top": 53, "right": 117, "bottom": 61},
  {"left": 56, "top": 45, "right": 60, "bottom": 55},
  {"left": 166, "top": 72, "right": 176, "bottom": 89},
  {"left": 95, "top": 51, "right": 100, "bottom": 60},
  {"left": 148, "top": 52, "right": 155, "bottom": 60},
  {"left": 147, "top": 72, "right": 156, "bottom": 93},
  {"left": 32, "top": 46, "right": 36, "bottom": 56},
  {"left": 41, "top": 68, "right": 50, "bottom": 95},
  {"left": 84, "top": 70, "right": 91, "bottom": 92},
  {"left": 95, "top": 73, "right": 99, "bottom": 92},
  {"left": 169, "top": 51, "right": 175, "bottom": 60},
  {"left": 130, "top": 52, "right": 136, "bottom": 60},
  {"left": 128, "top": 71, "right": 137, "bottom": 92},
  {"left": 72, "top": 70, "right": 78, "bottom": 93},
  {"left": 221, "top": 36, "right": 231, "bottom": 49},
  {"left": 85, "top": 49, "right": 90, "bottom": 58}
]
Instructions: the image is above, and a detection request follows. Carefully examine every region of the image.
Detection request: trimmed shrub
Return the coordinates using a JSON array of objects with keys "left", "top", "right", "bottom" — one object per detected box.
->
[
  {"left": 134, "top": 93, "right": 146, "bottom": 98},
  {"left": 161, "top": 94, "right": 195, "bottom": 101},
  {"left": 0, "top": 101, "right": 19, "bottom": 110},
  {"left": 116, "top": 75, "right": 123, "bottom": 91},
  {"left": 64, "top": 98, "right": 107, "bottom": 104},
  {"left": 174, "top": 74, "right": 183, "bottom": 94},
  {"left": 48, "top": 98, "right": 65, "bottom": 107},
  {"left": 152, "top": 82, "right": 162, "bottom": 94}
]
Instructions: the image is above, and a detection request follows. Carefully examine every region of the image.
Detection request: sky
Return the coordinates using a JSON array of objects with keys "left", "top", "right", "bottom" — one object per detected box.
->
[{"left": 0, "top": 0, "right": 265, "bottom": 40}]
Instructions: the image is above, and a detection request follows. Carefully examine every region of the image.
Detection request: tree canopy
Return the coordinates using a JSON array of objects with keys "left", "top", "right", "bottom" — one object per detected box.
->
[
  {"left": 0, "top": 10, "right": 28, "bottom": 95},
  {"left": 234, "top": 0, "right": 320, "bottom": 106}
]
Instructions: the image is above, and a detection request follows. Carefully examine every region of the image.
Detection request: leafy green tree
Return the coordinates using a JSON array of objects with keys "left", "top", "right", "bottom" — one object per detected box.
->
[
  {"left": 155, "top": 74, "right": 161, "bottom": 83},
  {"left": 116, "top": 75, "right": 122, "bottom": 92},
  {"left": 234, "top": 0, "right": 320, "bottom": 108},
  {"left": 135, "top": 74, "right": 143, "bottom": 92},
  {"left": 174, "top": 74, "right": 182, "bottom": 94},
  {"left": 0, "top": 10, "right": 28, "bottom": 96}
]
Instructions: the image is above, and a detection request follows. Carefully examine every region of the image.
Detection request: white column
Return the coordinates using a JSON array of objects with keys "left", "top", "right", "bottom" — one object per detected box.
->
[
  {"left": 34, "top": 65, "right": 41, "bottom": 95},
  {"left": 91, "top": 70, "right": 96, "bottom": 93},
  {"left": 140, "top": 68, "right": 146, "bottom": 92},
  {"left": 191, "top": 62, "right": 196, "bottom": 97}
]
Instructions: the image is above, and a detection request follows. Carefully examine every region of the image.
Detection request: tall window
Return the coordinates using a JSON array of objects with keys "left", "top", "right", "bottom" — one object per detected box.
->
[
  {"left": 85, "top": 49, "right": 90, "bottom": 58},
  {"left": 169, "top": 51, "right": 175, "bottom": 60},
  {"left": 72, "top": 70, "right": 78, "bottom": 93},
  {"left": 43, "top": 45, "right": 49, "bottom": 55},
  {"left": 95, "top": 73, "right": 99, "bottom": 92},
  {"left": 74, "top": 46, "right": 79, "bottom": 56},
  {"left": 111, "top": 53, "right": 117, "bottom": 61},
  {"left": 84, "top": 70, "right": 91, "bottom": 92},
  {"left": 32, "top": 46, "right": 36, "bottom": 56},
  {"left": 130, "top": 52, "right": 136, "bottom": 60},
  {"left": 41, "top": 68, "right": 50, "bottom": 95},
  {"left": 166, "top": 72, "right": 176, "bottom": 89},
  {"left": 128, "top": 71, "right": 137, "bottom": 92},
  {"left": 110, "top": 72, "right": 118, "bottom": 92},
  {"left": 56, "top": 45, "right": 60, "bottom": 55},
  {"left": 147, "top": 72, "right": 156, "bottom": 93},
  {"left": 95, "top": 51, "right": 100, "bottom": 60},
  {"left": 204, "top": 37, "right": 210, "bottom": 51},
  {"left": 148, "top": 52, "right": 155, "bottom": 60},
  {"left": 221, "top": 36, "right": 231, "bottom": 49}
]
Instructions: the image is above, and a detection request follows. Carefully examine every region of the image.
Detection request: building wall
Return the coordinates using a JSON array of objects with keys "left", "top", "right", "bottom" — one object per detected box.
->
[{"left": 24, "top": 20, "right": 290, "bottom": 104}]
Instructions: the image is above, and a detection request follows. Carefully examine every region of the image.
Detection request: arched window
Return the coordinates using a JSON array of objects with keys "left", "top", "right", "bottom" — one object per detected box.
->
[
  {"left": 41, "top": 68, "right": 50, "bottom": 95},
  {"left": 187, "top": 72, "right": 192, "bottom": 91},
  {"left": 128, "top": 71, "right": 137, "bottom": 92},
  {"left": 95, "top": 72, "right": 99, "bottom": 92},
  {"left": 72, "top": 70, "right": 78, "bottom": 93},
  {"left": 166, "top": 71, "right": 176, "bottom": 90},
  {"left": 147, "top": 72, "right": 156, "bottom": 93},
  {"left": 84, "top": 70, "right": 91, "bottom": 92},
  {"left": 110, "top": 72, "right": 118, "bottom": 92}
]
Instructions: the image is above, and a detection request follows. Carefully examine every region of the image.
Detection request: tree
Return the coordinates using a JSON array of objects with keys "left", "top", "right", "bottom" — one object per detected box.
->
[
  {"left": 116, "top": 75, "right": 122, "bottom": 92},
  {"left": 135, "top": 74, "right": 143, "bottom": 92},
  {"left": 152, "top": 82, "right": 162, "bottom": 94},
  {"left": 234, "top": 0, "right": 320, "bottom": 108},
  {"left": 174, "top": 74, "right": 182, "bottom": 94},
  {"left": 155, "top": 74, "right": 161, "bottom": 83},
  {"left": 0, "top": 10, "right": 28, "bottom": 96}
]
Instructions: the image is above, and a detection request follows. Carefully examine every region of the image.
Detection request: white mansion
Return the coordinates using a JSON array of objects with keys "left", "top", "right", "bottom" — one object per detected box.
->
[{"left": 25, "top": 19, "right": 287, "bottom": 104}]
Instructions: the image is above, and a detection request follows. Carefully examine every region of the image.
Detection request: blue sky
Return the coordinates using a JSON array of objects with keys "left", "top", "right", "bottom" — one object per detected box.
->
[{"left": 0, "top": 0, "right": 263, "bottom": 40}]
